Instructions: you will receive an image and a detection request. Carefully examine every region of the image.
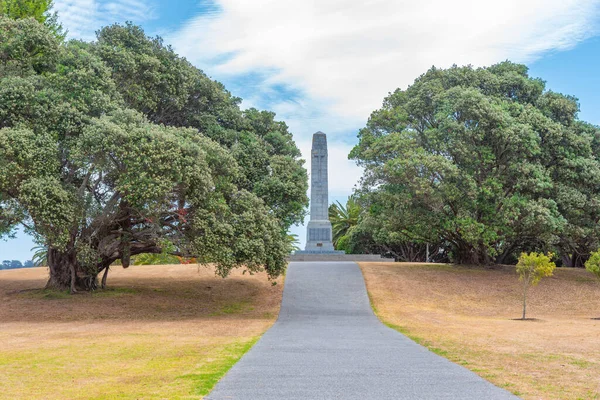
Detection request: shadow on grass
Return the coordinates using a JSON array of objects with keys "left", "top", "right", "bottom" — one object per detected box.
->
[
  {"left": 0, "top": 273, "right": 276, "bottom": 323},
  {"left": 510, "top": 318, "right": 543, "bottom": 321},
  {"left": 17, "top": 287, "right": 138, "bottom": 299}
]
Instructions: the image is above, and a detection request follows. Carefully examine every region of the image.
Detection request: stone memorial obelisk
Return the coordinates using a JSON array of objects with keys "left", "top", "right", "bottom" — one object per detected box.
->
[
  {"left": 289, "top": 131, "right": 380, "bottom": 260},
  {"left": 303, "top": 132, "right": 342, "bottom": 253}
]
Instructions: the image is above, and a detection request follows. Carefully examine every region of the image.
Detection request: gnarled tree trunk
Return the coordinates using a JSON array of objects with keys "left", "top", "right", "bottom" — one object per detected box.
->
[{"left": 45, "top": 247, "right": 98, "bottom": 292}]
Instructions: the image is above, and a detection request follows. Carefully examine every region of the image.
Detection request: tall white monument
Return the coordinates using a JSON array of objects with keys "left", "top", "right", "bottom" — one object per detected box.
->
[
  {"left": 303, "top": 132, "right": 343, "bottom": 253},
  {"left": 289, "top": 131, "right": 381, "bottom": 260}
]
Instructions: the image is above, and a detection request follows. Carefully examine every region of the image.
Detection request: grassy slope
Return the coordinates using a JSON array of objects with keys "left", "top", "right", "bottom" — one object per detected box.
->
[
  {"left": 360, "top": 262, "right": 600, "bottom": 400},
  {"left": 0, "top": 265, "right": 283, "bottom": 399}
]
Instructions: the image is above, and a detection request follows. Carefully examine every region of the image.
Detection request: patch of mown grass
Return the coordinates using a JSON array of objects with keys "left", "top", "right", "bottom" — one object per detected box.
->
[
  {"left": 91, "top": 287, "right": 137, "bottom": 297},
  {"left": 401, "top": 263, "right": 496, "bottom": 274},
  {"left": 178, "top": 337, "right": 259, "bottom": 397},
  {"left": 210, "top": 301, "right": 254, "bottom": 316},
  {"left": 0, "top": 334, "right": 261, "bottom": 400},
  {"left": 574, "top": 276, "right": 597, "bottom": 283},
  {"left": 570, "top": 359, "right": 594, "bottom": 369},
  {"left": 520, "top": 352, "right": 596, "bottom": 370},
  {"left": 19, "top": 287, "right": 137, "bottom": 300},
  {"left": 367, "top": 292, "right": 455, "bottom": 359},
  {"left": 361, "top": 262, "right": 600, "bottom": 399},
  {"left": 382, "top": 320, "right": 452, "bottom": 358},
  {"left": 19, "top": 289, "right": 72, "bottom": 299}
]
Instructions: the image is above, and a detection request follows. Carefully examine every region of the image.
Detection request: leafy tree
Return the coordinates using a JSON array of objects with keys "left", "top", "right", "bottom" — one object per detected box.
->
[
  {"left": 0, "top": 0, "right": 64, "bottom": 38},
  {"left": 350, "top": 62, "right": 600, "bottom": 265},
  {"left": 584, "top": 250, "right": 600, "bottom": 280},
  {"left": 0, "top": 18, "right": 308, "bottom": 292},
  {"left": 328, "top": 197, "right": 361, "bottom": 248},
  {"left": 1, "top": 0, "right": 49, "bottom": 22},
  {"left": 516, "top": 252, "right": 556, "bottom": 320},
  {"left": 93, "top": 24, "right": 308, "bottom": 229},
  {"left": 0, "top": 259, "right": 22, "bottom": 269},
  {"left": 23, "top": 259, "right": 34, "bottom": 268}
]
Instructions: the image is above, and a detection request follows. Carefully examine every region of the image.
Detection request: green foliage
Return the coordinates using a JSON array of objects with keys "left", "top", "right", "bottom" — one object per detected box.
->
[
  {"left": 133, "top": 253, "right": 180, "bottom": 266},
  {"left": 1, "top": 0, "right": 50, "bottom": 22},
  {"left": 328, "top": 197, "right": 361, "bottom": 248},
  {"left": 0, "top": 0, "right": 64, "bottom": 38},
  {"left": 0, "top": 19, "right": 308, "bottom": 290},
  {"left": 516, "top": 252, "right": 556, "bottom": 319},
  {"left": 351, "top": 62, "right": 600, "bottom": 266},
  {"left": 93, "top": 24, "right": 308, "bottom": 229},
  {"left": 584, "top": 250, "right": 600, "bottom": 280},
  {"left": 516, "top": 252, "right": 556, "bottom": 286},
  {"left": 0, "top": 16, "right": 59, "bottom": 75},
  {"left": 286, "top": 233, "right": 300, "bottom": 253},
  {"left": 31, "top": 245, "right": 47, "bottom": 267},
  {"left": 335, "top": 234, "right": 351, "bottom": 254}
]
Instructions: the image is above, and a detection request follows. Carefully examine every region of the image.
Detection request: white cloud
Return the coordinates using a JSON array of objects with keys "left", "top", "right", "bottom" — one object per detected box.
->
[
  {"left": 168, "top": 1, "right": 600, "bottom": 236},
  {"left": 53, "top": 0, "right": 600, "bottom": 248},
  {"left": 170, "top": 0, "right": 600, "bottom": 121},
  {"left": 54, "top": 0, "right": 156, "bottom": 40}
]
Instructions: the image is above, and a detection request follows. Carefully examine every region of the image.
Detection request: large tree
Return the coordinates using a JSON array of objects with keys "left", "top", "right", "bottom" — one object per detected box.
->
[
  {"left": 93, "top": 24, "right": 308, "bottom": 228},
  {"left": 351, "top": 62, "right": 600, "bottom": 265},
  {"left": 0, "top": 17, "right": 308, "bottom": 291}
]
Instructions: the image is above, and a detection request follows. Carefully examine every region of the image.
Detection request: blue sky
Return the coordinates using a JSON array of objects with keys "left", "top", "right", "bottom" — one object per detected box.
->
[{"left": 2, "top": 0, "right": 600, "bottom": 260}]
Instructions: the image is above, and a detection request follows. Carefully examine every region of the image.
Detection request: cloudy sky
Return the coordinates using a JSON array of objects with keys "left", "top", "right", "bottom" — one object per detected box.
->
[{"left": 2, "top": 0, "right": 600, "bottom": 258}]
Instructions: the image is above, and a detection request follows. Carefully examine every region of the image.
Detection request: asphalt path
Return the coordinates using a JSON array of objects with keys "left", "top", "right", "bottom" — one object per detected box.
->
[{"left": 207, "top": 261, "right": 518, "bottom": 399}]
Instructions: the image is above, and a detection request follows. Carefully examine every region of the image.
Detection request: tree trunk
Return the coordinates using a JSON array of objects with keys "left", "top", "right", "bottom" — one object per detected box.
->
[
  {"left": 522, "top": 278, "right": 528, "bottom": 320},
  {"left": 453, "top": 243, "right": 484, "bottom": 265},
  {"left": 45, "top": 247, "right": 98, "bottom": 292},
  {"left": 101, "top": 266, "right": 109, "bottom": 289}
]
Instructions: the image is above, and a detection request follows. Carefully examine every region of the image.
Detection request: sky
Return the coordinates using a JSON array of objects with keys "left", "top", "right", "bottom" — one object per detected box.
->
[{"left": 2, "top": 0, "right": 600, "bottom": 260}]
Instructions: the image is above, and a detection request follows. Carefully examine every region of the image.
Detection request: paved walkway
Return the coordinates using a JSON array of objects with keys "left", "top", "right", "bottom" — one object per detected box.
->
[{"left": 207, "top": 262, "right": 518, "bottom": 399}]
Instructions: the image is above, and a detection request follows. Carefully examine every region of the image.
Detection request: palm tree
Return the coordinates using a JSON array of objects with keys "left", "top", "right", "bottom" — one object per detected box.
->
[
  {"left": 286, "top": 234, "right": 301, "bottom": 253},
  {"left": 31, "top": 245, "right": 48, "bottom": 267},
  {"left": 328, "top": 197, "right": 361, "bottom": 247}
]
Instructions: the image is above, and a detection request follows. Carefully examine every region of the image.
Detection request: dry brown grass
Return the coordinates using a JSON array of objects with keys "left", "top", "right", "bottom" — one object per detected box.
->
[
  {"left": 0, "top": 264, "right": 283, "bottom": 399},
  {"left": 360, "top": 262, "right": 600, "bottom": 400}
]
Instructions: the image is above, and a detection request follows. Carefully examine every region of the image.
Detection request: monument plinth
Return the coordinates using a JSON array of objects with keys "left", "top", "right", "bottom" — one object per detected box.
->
[{"left": 297, "top": 132, "right": 343, "bottom": 254}]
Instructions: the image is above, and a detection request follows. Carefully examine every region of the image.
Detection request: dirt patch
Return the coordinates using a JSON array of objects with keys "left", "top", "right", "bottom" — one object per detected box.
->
[
  {"left": 360, "top": 262, "right": 600, "bottom": 400},
  {"left": 0, "top": 264, "right": 283, "bottom": 399}
]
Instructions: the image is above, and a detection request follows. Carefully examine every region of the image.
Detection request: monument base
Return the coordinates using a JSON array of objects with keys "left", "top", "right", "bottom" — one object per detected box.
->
[
  {"left": 304, "top": 220, "right": 336, "bottom": 252},
  {"left": 288, "top": 253, "right": 385, "bottom": 262}
]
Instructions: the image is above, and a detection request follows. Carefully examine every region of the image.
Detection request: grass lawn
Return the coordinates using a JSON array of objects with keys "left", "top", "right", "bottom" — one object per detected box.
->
[
  {"left": 360, "top": 262, "right": 600, "bottom": 400},
  {"left": 0, "top": 264, "right": 283, "bottom": 399}
]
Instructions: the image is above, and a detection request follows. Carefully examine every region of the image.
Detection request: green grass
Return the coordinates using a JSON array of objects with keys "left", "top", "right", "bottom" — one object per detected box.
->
[
  {"left": 210, "top": 301, "right": 254, "bottom": 316},
  {"left": 19, "top": 287, "right": 138, "bottom": 300},
  {"left": 178, "top": 338, "right": 259, "bottom": 397},
  {"left": 0, "top": 334, "right": 261, "bottom": 399},
  {"left": 368, "top": 292, "right": 452, "bottom": 357},
  {"left": 18, "top": 289, "right": 72, "bottom": 299},
  {"left": 91, "top": 287, "right": 138, "bottom": 297}
]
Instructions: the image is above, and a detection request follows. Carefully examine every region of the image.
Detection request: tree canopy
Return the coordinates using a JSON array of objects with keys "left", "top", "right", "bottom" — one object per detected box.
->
[
  {"left": 0, "top": 17, "right": 308, "bottom": 291},
  {"left": 350, "top": 62, "right": 600, "bottom": 266},
  {"left": 0, "top": 0, "right": 63, "bottom": 37}
]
